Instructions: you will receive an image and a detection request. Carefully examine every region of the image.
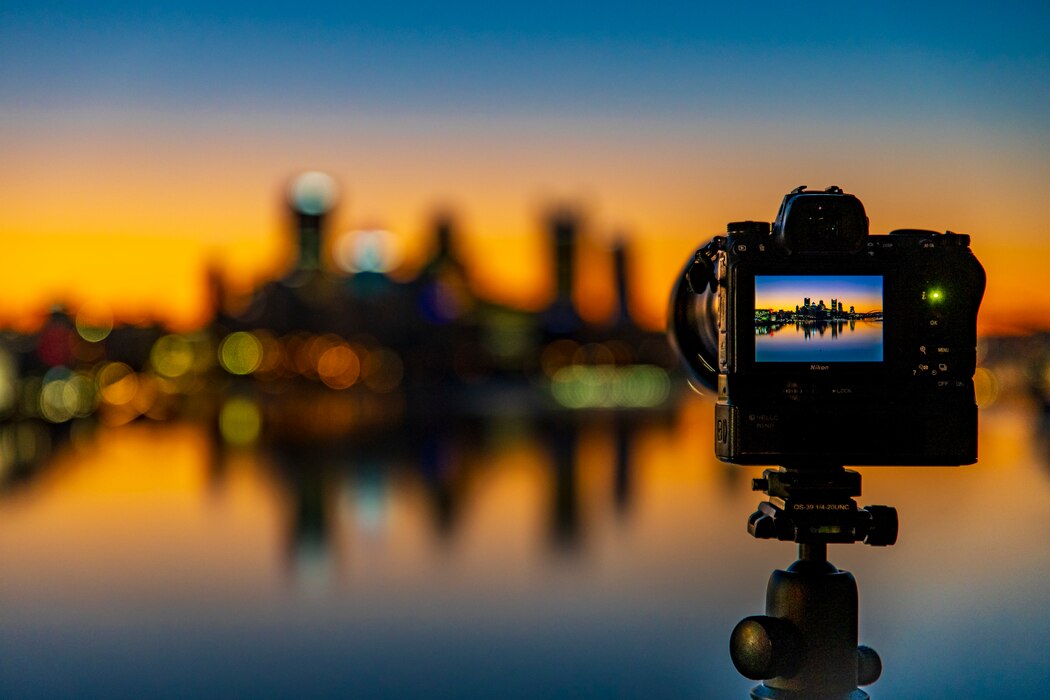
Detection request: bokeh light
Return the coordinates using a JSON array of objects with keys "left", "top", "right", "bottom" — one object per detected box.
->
[
  {"left": 97, "top": 362, "right": 139, "bottom": 406},
  {"left": 334, "top": 229, "right": 404, "bottom": 274},
  {"left": 219, "top": 396, "right": 262, "bottom": 445},
  {"left": 289, "top": 171, "right": 338, "bottom": 216},
  {"left": 550, "top": 364, "right": 670, "bottom": 409},
  {"left": 38, "top": 367, "right": 97, "bottom": 423},
  {"left": 39, "top": 369, "right": 77, "bottom": 423},
  {"left": 74, "top": 307, "right": 114, "bottom": 343},
  {"left": 151, "top": 334, "right": 196, "bottom": 378},
  {"left": 317, "top": 344, "right": 361, "bottom": 390},
  {"left": 219, "top": 332, "right": 264, "bottom": 375}
]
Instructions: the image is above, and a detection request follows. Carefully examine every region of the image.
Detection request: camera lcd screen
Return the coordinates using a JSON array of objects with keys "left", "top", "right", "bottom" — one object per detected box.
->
[{"left": 754, "top": 275, "right": 883, "bottom": 362}]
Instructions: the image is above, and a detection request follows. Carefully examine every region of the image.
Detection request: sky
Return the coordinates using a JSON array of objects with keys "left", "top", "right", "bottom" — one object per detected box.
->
[{"left": 1, "top": 1, "right": 1048, "bottom": 331}]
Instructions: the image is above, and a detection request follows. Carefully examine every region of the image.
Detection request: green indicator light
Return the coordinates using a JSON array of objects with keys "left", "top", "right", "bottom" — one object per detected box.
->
[{"left": 929, "top": 289, "right": 944, "bottom": 303}]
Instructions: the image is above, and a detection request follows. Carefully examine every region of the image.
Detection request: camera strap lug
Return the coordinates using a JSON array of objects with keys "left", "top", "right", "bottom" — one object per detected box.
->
[{"left": 685, "top": 236, "right": 725, "bottom": 294}]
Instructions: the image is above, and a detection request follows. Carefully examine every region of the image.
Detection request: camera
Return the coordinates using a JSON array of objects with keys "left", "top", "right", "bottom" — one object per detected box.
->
[{"left": 670, "top": 185, "right": 986, "bottom": 466}]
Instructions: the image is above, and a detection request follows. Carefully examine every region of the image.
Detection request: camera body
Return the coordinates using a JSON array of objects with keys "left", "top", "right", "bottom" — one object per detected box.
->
[{"left": 672, "top": 186, "right": 986, "bottom": 466}]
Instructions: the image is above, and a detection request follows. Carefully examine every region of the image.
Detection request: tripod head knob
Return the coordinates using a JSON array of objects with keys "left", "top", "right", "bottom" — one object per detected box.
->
[
  {"left": 857, "top": 645, "right": 883, "bottom": 686},
  {"left": 729, "top": 615, "right": 802, "bottom": 680},
  {"left": 861, "top": 505, "right": 899, "bottom": 546}
]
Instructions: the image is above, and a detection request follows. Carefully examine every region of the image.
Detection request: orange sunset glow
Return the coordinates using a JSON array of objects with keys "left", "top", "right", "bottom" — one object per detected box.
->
[{"left": 2, "top": 120, "right": 1047, "bottom": 335}]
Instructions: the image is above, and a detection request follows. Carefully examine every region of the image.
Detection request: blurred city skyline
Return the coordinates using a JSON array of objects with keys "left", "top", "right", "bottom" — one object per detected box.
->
[{"left": 755, "top": 276, "right": 883, "bottom": 316}]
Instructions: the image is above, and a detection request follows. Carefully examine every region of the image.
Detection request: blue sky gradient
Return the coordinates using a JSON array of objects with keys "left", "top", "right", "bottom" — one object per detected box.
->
[{"left": 3, "top": 1, "right": 1047, "bottom": 129}]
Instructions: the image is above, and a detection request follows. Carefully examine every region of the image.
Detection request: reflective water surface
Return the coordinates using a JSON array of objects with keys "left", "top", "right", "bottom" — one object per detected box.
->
[
  {"left": 755, "top": 320, "right": 884, "bottom": 363},
  {"left": 1, "top": 391, "right": 1048, "bottom": 699}
]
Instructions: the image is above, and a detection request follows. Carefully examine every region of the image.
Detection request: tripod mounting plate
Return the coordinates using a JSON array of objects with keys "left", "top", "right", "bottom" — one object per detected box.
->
[{"left": 747, "top": 467, "right": 898, "bottom": 547}]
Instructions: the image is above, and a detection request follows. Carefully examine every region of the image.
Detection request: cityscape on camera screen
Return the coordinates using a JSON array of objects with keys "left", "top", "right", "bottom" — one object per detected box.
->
[{"left": 754, "top": 275, "right": 884, "bottom": 362}]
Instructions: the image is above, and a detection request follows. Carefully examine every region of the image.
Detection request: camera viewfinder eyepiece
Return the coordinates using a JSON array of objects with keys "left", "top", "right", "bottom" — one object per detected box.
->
[{"left": 773, "top": 185, "right": 869, "bottom": 253}]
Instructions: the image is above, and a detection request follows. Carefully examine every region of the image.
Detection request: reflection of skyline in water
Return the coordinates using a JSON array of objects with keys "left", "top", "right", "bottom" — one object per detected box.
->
[
  {"left": 755, "top": 319, "right": 883, "bottom": 362},
  {"left": 756, "top": 317, "right": 860, "bottom": 337},
  {"left": 0, "top": 376, "right": 1049, "bottom": 697},
  {"left": 254, "top": 411, "right": 672, "bottom": 566}
]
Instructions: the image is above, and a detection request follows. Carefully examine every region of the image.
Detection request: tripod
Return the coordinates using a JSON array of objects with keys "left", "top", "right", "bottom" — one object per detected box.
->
[{"left": 729, "top": 466, "right": 898, "bottom": 700}]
